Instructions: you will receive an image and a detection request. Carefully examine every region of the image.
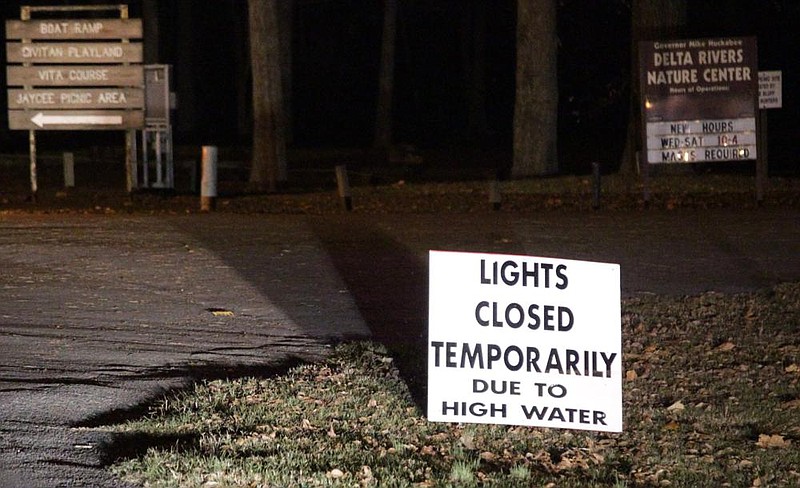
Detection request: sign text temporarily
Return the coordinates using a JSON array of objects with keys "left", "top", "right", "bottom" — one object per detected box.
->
[{"left": 428, "top": 251, "right": 622, "bottom": 432}]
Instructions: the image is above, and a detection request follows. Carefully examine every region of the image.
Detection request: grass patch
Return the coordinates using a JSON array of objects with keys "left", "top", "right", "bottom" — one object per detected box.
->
[{"left": 106, "top": 283, "right": 800, "bottom": 486}]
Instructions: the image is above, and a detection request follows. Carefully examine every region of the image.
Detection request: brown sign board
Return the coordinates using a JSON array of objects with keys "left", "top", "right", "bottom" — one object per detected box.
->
[
  {"left": 8, "top": 109, "right": 144, "bottom": 130},
  {"left": 6, "top": 41, "right": 142, "bottom": 64},
  {"left": 5, "top": 18, "right": 142, "bottom": 40},
  {"left": 7, "top": 65, "right": 144, "bottom": 87},
  {"left": 5, "top": 11, "right": 145, "bottom": 134},
  {"left": 8, "top": 88, "right": 144, "bottom": 109},
  {"left": 639, "top": 37, "right": 758, "bottom": 164}
]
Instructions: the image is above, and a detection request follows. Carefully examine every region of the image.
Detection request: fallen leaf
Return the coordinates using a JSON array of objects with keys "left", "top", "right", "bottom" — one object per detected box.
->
[
  {"left": 716, "top": 341, "right": 736, "bottom": 352},
  {"left": 207, "top": 308, "right": 234, "bottom": 317},
  {"left": 781, "top": 399, "right": 800, "bottom": 410},
  {"left": 756, "top": 434, "right": 791, "bottom": 449},
  {"left": 480, "top": 451, "right": 496, "bottom": 461},
  {"left": 460, "top": 432, "right": 475, "bottom": 450},
  {"left": 785, "top": 364, "right": 799, "bottom": 373},
  {"left": 663, "top": 420, "right": 680, "bottom": 431},
  {"left": 626, "top": 369, "right": 638, "bottom": 381},
  {"left": 667, "top": 400, "right": 685, "bottom": 412},
  {"left": 327, "top": 468, "right": 344, "bottom": 479},
  {"left": 360, "top": 465, "right": 373, "bottom": 481}
]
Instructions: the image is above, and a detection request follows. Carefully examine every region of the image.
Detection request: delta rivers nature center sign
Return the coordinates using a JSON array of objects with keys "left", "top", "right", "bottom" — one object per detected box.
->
[
  {"left": 428, "top": 251, "right": 622, "bottom": 433},
  {"left": 639, "top": 37, "right": 758, "bottom": 165}
]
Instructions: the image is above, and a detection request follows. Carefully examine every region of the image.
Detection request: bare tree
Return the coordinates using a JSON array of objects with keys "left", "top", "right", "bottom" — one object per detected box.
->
[
  {"left": 175, "top": 0, "right": 196, "bottom": 134},
  {"left": 513, "top": 0, "right": 558, "bottom": 177},
  {"left": 375, "top": 0, "right": 398, "bottom": 153},
  {"left": 462, "top": 0, "right": 488, "bottom": 139},
  {"left": 279, "top": 0, "right": 293, "bottom": 145},
  {"left": 620, "top": 0, "right": 686, "bottom": 173},
  {"left": 248, "top": 0, "right": 286, "bottom": 192},
  {"left": 142, "top": 0, "right": 159, "bottom": 63}
]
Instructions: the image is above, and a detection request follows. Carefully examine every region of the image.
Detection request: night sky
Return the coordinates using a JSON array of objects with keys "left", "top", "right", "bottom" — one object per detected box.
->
[{"left": 1, "top": 0, "right": 798, "bottom": 174}]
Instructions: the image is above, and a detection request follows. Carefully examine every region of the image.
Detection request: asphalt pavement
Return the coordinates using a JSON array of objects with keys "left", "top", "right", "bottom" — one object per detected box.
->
[{"left": 1, "top": 208, "right": 798, "bottom": 486}]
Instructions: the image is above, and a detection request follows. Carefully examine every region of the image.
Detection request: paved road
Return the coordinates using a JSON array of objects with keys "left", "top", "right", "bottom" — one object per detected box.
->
[{"left": 1, "top": 209, "right": 798, "bottom": 486}]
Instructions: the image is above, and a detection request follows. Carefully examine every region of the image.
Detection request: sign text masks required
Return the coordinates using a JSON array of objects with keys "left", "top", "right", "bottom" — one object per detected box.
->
[
  {"left": 646, "top": 118, "right": 757, "bottom": 163},
  {"left": 428, "top": 251, "right": 622, "bottom": 432}
]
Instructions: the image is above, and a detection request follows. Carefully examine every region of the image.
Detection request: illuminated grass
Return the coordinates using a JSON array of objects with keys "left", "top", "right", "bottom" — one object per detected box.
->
[{"left": 108, "top": 283, "right": 800, "bottom": 486}]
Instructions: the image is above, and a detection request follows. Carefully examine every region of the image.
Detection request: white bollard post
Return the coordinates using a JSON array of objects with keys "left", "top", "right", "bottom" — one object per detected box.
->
[
  {"left": 63, "top": 152, "right": 75, "bottom": 188},
  {"left": 200, "top": 145, "right": 218, "bottom": 211}
]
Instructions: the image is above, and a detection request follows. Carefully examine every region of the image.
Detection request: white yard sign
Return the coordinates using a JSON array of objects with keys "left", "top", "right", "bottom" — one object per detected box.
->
[
  {"left": 758, "top": 70, "right": 782, "bottom": 109},
  {"left": 428, "top": 251, "right": 622, "bottom": 432}
]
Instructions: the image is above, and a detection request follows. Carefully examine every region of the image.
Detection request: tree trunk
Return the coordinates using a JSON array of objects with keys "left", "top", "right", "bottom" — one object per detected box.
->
[
  {"left": 234, "top": 1, "right": 250, "bottom": 139},
  {"left": 248, "top": 0, "right": 286, "bottom": 191},
  {"left": 375, "top": 0, "right": 398, "bottom": 153},
  {"left": 175, "top": 0, "right": 196, "bottom": 135},
  {"left": 620, "top": 0, "right": 687, "bottom": 174},
  {"left": 513, "top": 0, "right": 558, "bottom": 177},
  {"left": 142, "top": 0, "right": 159, "bottom": 63},
  {"left": 463, "top": 0, "right": 488, "bottom": 140},
  {"left": 279, "top": 0, "right": 293, "bottom": 146}
]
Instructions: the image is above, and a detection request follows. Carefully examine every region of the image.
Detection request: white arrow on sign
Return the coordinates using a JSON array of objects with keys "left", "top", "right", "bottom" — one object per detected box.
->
[{"left": 31, "top": 112, "right": 123, "bottom": 128}]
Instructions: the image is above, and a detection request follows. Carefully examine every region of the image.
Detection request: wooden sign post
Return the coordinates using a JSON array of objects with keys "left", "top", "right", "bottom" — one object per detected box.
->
[{"left": 5, "top": 5, "right": 144, "bottom": 199}]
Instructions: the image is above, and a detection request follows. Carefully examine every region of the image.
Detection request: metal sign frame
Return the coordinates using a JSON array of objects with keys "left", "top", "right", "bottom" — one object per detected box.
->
[{"left": 138, "top": 64, "right": 174, "bottom": 189}]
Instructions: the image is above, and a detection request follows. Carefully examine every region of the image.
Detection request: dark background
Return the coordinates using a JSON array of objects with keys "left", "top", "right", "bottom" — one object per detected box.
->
[{"left": 1, "top": 0, "right": 797, "bottom": 175}]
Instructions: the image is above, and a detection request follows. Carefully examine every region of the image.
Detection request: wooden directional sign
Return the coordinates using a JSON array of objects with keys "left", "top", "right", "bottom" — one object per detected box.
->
[
  {"left": 8, "top": 110, "right": 144, "bottom": 130},
  {"left": 6, "top": 42, "right": 142, "bottom": 64},
  {"left": 7, "top": 65, "right": 144, "bottom": 87},
  {"left": 6, "top": 13, "right": 144, "bottom": 132},
  {"left": 5, "top": 18, "right": 142, "bottom": 40},
  {"left": 8, "top": 88, "right": 144, "bottom": 109}
]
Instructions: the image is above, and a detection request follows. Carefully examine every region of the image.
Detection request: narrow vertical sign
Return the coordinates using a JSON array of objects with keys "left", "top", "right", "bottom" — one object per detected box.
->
[
  {"left": 758, "top": 71, "right": 782, "bottom": 109},
  {"left": 428, "top": 251, "right": 622, "bottom": 432}
]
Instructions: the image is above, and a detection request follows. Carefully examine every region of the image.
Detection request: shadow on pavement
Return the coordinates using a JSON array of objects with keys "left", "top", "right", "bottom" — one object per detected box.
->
[
  {"left": 169, "top": 214, "right": 429, "bottom": 408},
  {"left": 310, "top": 216, "right": 430, "bottom": 408}
]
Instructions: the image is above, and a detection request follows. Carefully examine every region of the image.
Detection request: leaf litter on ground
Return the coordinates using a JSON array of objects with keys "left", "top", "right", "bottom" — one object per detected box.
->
[{"left": 106, "top": 282, "right": 800, "bottom": 487}]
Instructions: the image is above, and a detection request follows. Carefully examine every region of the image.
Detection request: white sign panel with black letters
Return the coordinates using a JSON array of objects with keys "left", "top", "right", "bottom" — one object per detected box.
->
[
  {"left": 427, "top": 251, "right": 622, "bottom": 432},
  {"left": 758, "top": 70, "right": 782, "bottom": 109}
]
